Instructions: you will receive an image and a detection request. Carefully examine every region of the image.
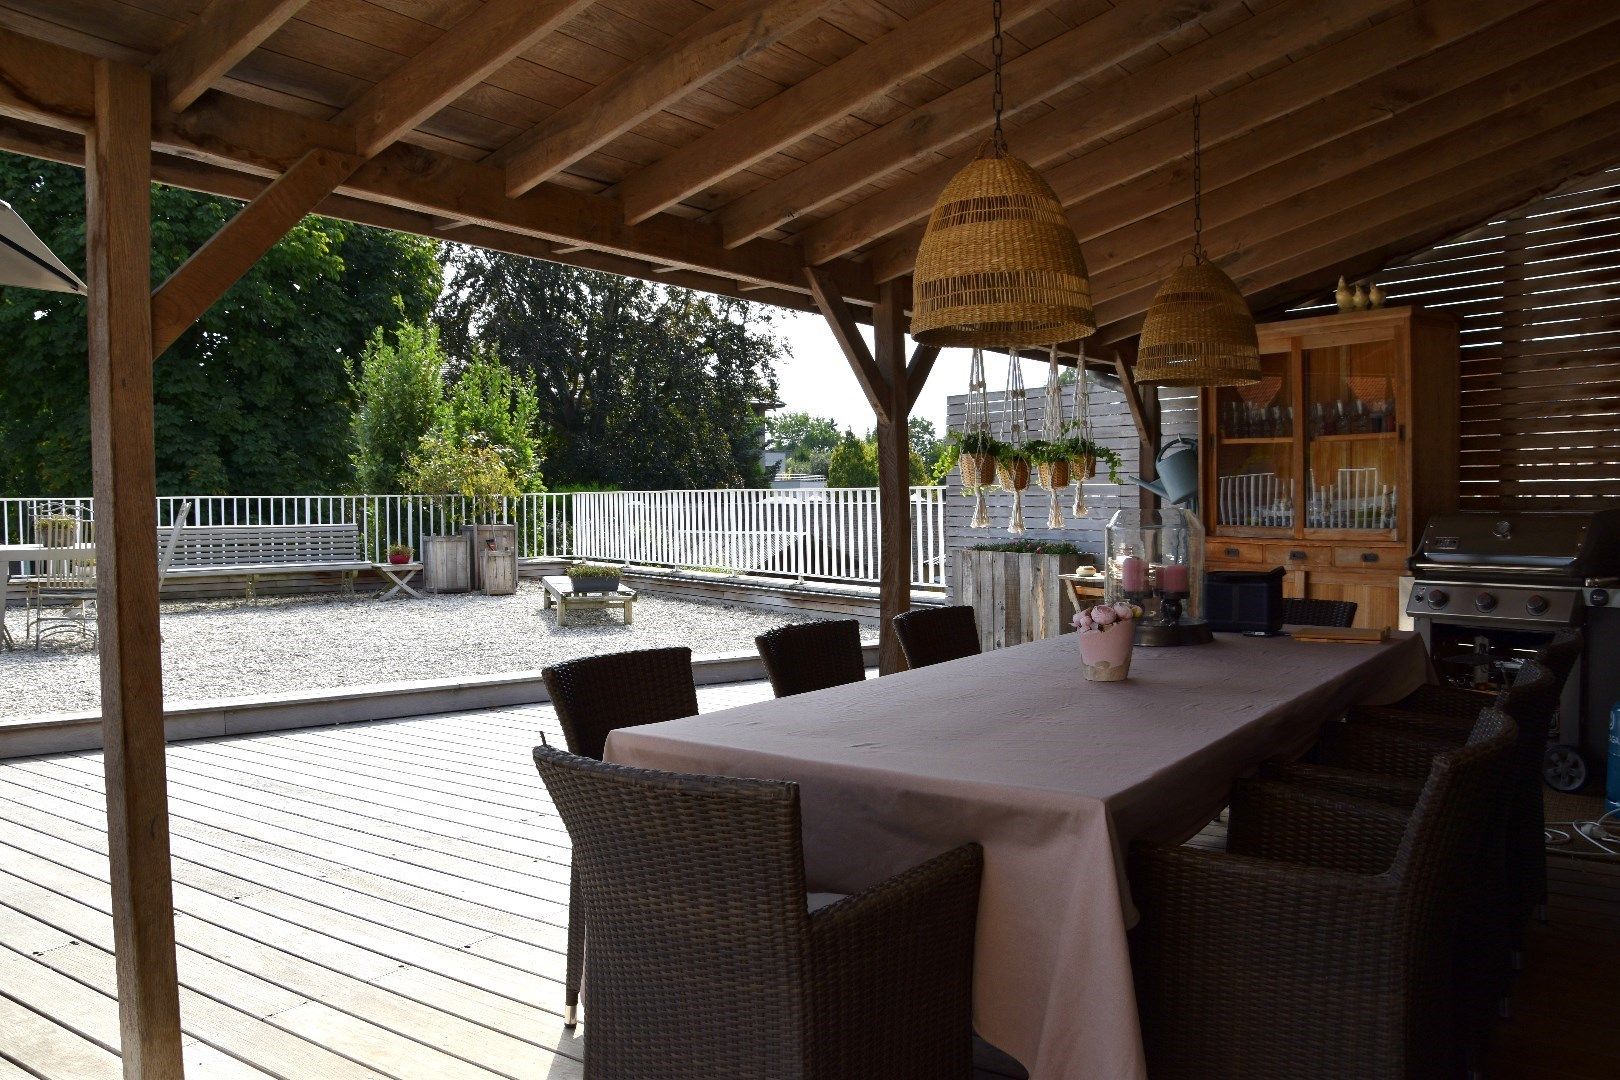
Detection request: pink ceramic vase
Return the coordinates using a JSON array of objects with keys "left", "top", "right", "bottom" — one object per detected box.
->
[{"left": 1078, "top": 622, "right": 1134, "bottom": 681}]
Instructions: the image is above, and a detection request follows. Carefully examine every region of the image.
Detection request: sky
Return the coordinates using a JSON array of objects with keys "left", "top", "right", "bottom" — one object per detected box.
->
[{"left": 770, "top": 309, "right": 1058, "bottom": 436}]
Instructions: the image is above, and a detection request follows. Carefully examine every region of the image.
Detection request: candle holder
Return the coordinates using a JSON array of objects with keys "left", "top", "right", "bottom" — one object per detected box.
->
[{"left": 1105, "top": 508, "right": 1212, "bottom": 647}]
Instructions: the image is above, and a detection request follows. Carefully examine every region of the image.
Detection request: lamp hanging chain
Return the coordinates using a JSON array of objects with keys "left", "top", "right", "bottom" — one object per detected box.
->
[
  {"left": 990, "top": 0, "right": 1006, "bottom": 153},
  {"left": 1190, "top": 95, "right": 1204, "bottom": 262}
]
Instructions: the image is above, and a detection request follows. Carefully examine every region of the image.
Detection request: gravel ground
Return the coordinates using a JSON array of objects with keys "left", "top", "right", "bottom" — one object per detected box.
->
[{"left": 0, "top": 582, "right": 869, "bottom": 719}]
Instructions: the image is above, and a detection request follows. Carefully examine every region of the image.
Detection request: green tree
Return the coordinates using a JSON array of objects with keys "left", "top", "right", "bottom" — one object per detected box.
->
[
  {"left": 766, "top": 411, "right": 841, "bottom": 476},
  {"left": 349, "top": 323, "right": 447, "bottom": 493},
  {"left": 909, "top": 417, "right": 945, "bottom": 477},
  {"left": 441, "top": 345, "right": 543, "bottom": 490},
  {"left": 435, "top": 248, "right": 782, "bottom": 489},
  {"left": 826, "top": 431, "right": 877, "bottom": 487},
  {"left": 0, "top": 152, "right": 440, "bottom": 496}
]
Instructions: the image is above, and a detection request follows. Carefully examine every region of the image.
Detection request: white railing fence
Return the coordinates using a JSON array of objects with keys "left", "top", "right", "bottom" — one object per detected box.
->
[
  {"left": 1, "top": 494, "right": 573, "bottom": 562},
  {"left": 3, "top": 487, "right": 950, "bottom": 588},
  {"left": 571, "top": 486, "right": 948, "bottom": 588}
]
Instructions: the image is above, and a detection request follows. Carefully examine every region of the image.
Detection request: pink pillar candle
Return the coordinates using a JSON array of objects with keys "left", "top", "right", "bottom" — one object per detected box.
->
[
  {"left": 1158, "top": 563, "right": 1190, "bottom": 593},
  {"left": 1120, "top": 555, "right": 1147, "bottom": 592}
]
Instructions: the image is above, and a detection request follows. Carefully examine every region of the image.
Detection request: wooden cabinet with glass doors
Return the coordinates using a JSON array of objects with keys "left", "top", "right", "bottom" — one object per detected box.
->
[{"left": 1200, "top": 307, "right": 1459, "bottom": 629}]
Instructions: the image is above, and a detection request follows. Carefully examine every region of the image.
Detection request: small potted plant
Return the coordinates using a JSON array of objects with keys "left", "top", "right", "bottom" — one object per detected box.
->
[
  {"left": 1073, "top": 600, "right": 1143, "bottom": 682},
  {"left": 1024, "top": 440, "right": 1071, "bottom": 491},
  {"left": 995, "top": 443, "right": 1032, "bottom": 491},
  {"left": 1061, "top": 437, "right": 1123, "bottom": 484},
  {"left": 386, "top": 543, "right": 413, "bottom": 565},
  {"left": 951, "top": 430, "right": 1002, "bottom": 493},
  {"left": 568, "top": 562, "right": 622, "bottom": 594}
]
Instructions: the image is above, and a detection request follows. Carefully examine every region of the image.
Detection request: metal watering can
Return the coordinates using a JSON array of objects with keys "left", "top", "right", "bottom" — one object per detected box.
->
[{"left": 1133, "top": 437, "right": 1199, "bottom": 507}]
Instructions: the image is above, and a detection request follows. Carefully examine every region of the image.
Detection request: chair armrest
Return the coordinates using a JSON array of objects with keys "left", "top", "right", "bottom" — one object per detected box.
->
[
  {"left": 1260, "top": 761, "right": 1424, "bottom": 808},
  {"left": 809, "top": 842, "right": 982, "bottom": 1079},
  {"left": 1227, "top": 779, "right": 1411, "bottom": 875},
  {"left": 1312, "top": 721, "right": 1455, "bottom": 781},
  {"left": 1347, "top": 683, "right": 1488, "bottom": 739}
]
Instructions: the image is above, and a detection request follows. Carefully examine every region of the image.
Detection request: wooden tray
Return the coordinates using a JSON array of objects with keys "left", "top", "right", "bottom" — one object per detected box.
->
[{"left": 1290, "top": 626, "right": 1391, "bottom": 644}]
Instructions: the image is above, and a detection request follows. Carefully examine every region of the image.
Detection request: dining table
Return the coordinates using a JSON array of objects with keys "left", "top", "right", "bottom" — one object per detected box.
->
[{"left": 605, "top": 628, "right": 1433, "bottom": 1080}]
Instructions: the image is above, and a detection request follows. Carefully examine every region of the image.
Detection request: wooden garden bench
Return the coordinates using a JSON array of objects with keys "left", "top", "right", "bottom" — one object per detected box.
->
[{"left": 158, "top": 522, "right": 371, "bottom": 599}]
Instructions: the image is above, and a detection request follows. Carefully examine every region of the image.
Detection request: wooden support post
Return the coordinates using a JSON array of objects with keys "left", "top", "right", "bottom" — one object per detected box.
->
[
  {"left": 873, "top": 279, "right": 911, "bottom": 675},
  {"left": 87, "top": 59, "right": 184, "bottom": 1080},
  {"left": 806, "top": 272, "right": 928, "bottom": 672}
]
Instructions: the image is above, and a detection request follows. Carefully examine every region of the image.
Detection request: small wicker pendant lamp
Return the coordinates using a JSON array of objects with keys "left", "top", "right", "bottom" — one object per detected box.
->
[
  {"left": 1134, "top": 98, "right": 1260, "bottom": 387},
  {"left": 910, "top": 0, "right": 1095, "bottom": 348}
]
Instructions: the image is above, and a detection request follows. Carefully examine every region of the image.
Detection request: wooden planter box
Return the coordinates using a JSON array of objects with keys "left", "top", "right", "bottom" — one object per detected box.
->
[{"left": 949, "top": 549, "right": 1087, "bottom": 651}]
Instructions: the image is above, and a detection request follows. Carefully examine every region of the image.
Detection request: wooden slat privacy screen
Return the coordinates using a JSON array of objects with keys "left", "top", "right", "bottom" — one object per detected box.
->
[{"left": 1285, "top": 166, "right": 1620, "bottom": 510}]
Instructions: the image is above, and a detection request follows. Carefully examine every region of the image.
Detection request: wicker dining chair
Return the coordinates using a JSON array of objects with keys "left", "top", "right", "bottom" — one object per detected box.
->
[
  {"left": 541, "top": 646, "right": 700, "bottom": 1027},
  {"left": 1279, "top": 597, "right": 1357, "bottom": 628},
  {"left": 755, "top": 619, "right": 867, "bottom": 698},
  {"left": 1130, "top": 706, "right": 1516, "bottom": 1080},
  {"left": 533, "top": 745, "right": 983, "bottom": 1079},
  {"left": 892, "top": 605, "right": 981, "bottom": 669}
]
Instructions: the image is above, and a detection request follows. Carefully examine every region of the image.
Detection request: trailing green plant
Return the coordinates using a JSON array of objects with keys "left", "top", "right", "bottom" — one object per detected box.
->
[
  {"left": 1051, "top": 435, "right": 1124, "bottom": 484},
  {"left": 994, "top": 442, "right": 1032, "bottom": 464},
  {"left": 1021, "top": 439, "right": 1070, "bottom": 463},
  {"left": 949, "top": 430, "right": 1005, "bottom": 457},
  {"left": 969, "top": 539, "right": 1085, "bottom": 556}
]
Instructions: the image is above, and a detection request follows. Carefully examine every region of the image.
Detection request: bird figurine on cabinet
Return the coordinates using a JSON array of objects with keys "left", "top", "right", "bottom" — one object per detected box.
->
[
  {"left": 1352, "top": 284, "right": 1369, "bottom": 310},
  {"left": 1368, "top": 282, "right": 1386, "bottom": 308},
  {"left": 1335, "top": 276, "right": 1353, "bottom": 311}
]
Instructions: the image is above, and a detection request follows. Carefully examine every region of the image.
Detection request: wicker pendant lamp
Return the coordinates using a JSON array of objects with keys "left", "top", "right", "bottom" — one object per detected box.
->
[
  {"left": 1134, "top": 98, "right": 1260, "bottom": 387},
  {"left": 910, "top": 0, "right": 1094, "bottom": 348}
]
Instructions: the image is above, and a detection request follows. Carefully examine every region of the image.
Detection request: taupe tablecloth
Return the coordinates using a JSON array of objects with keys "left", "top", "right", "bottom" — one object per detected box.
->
[{"left": 606, "top": 631, "right": 1431, "bottom": 1079}]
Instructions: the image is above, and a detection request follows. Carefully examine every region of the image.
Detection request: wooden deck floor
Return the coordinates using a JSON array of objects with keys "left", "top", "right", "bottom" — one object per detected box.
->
[
  {"left": 0, "top": 683, "right": 1616, "bottom": 1078},
  {"left": 0, "top": 680, "right": 775, "bottom": 1079}
]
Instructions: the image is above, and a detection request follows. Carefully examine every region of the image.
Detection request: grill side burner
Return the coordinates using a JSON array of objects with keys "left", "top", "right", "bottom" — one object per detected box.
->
[{"left": 1406, "top": 510, "right": 1620, "bottom": 792}]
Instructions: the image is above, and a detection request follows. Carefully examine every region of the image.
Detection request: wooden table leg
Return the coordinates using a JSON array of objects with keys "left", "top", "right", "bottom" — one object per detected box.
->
[{"left": 623, "top": 596, "right": 633, "bottom": 625}]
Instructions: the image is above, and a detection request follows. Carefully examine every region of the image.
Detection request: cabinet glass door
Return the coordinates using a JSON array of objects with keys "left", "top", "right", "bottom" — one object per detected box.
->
[
  {"left": 1211, "top": 349, "right": 1295, "bottom": 532},
  {"left": 1302, "top": 337, "right": 1400, "bottom": 534}
]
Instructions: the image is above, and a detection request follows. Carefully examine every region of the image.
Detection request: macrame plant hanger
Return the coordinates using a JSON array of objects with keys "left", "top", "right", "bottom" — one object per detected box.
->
[
  {"left": 1000, "top": 348, "right": 1029, "bottom": 534},
  {"left": 1073, "top": 341, "right": 1093, "bottom": 519},
  {"left": 1041, "top": 344, "right": 1068, "bottom": 529},
  {"left": 965, "top": 347, "right": 993, "bottom": 529}
]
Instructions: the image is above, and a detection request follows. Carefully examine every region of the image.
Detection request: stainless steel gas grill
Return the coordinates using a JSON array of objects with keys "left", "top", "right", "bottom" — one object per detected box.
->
[{"left": 1407, "top": 510, "right": 1620, "bottom": 792}]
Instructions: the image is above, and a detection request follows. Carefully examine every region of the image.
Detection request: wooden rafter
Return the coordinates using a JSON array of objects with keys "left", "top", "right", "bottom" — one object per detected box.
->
[
  {"left": 150, "top": 0, "right": 309, "bottom": 113},
  {"left": 799, "top": 0, "right": 1410, "bottom": 266},
  {"left": 864, "top": 0, "right": 1554, "bottom": 282},
  {"left": 1080, "top": 25, "right": 1620, "bottom": 290},
  {"left": 0, "top": 29, "right": 878, "bottom": 307},
  {"left": 502, "top": 0, "right": 841, "bottom": 197},
  {"left": 715, "top": 0, "right": 1237, "bottom": 249},
  {"left": 1092, "top": 99, "right": 1620, "bottom": 341},
  {"left": 612, "top": 0, "right": 1050, "bottom": 225},
  {"left": 337, "top": 0, "right": 592, "bottom": 159},
  {"left": 150, "top": 147, "right": 363, "bottom": 355}
]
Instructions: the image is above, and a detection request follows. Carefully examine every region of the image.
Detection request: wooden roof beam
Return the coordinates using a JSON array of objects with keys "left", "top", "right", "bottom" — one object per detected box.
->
[
  {"left": 714, "top": 0, "right": 1243, "bottom": 249},
  {"left": 612, "top": 0, "right": 1051, "bottom": 225},
  {"left": 151, "top": 0, "right": 310, "bottom": 113},
  {"left": 1079, "top": 24, "right": 1620, "bottom": 289},
  {"left": 337, "top": 0, "right": 593, "bottom": 159},
  {"left": 1090, "top": 98, "right": 1620, "bottom": 343},
  {"left": 863, "top": 0, "right": 1554, "bottom": 282},
  {"left": 503, "top": 0, "right": 842, "bottom": 197}
]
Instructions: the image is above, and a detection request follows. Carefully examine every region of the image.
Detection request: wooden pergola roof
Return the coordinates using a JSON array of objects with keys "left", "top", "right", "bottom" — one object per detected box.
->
[
  {"left": 2, "top": 4, "right": 1617, "bottom": 1076},
  {"left": 4, "top": 0, "right": 1618, "bottom": 344}
]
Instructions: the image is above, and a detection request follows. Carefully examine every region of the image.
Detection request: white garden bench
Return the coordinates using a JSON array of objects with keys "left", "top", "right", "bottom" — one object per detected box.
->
[{"left": 158, "top": 522, "right": 371, "bottom": 599}]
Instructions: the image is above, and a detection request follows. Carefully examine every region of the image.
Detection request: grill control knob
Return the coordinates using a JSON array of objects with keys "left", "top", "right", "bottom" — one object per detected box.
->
[
  {"left": 1475, "top": 592, "right": 1498, "bottom": 613},
  {"left": 1426, "top": 589, "right": 1449, "bottom": 607},
  {"left": 1525, "top": 595, "right": 1549, "bottom": 616},
  {"left": 1592, "top": 589, "right": 1611, "bottom": 608}
]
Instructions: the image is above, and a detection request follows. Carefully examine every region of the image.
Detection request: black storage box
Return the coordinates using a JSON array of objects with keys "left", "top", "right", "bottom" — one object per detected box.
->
[{"left": 1204, "top": 567, "right": 1285, "bottom": 634}]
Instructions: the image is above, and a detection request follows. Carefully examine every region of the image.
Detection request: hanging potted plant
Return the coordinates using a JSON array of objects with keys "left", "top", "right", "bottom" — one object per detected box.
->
[
  {"left": 1025, "top": 440, "right": 1071, "bottom": 491},
  {"left": 952, "top": 430, "right": 1002, "bottom": 493},
  {"left": 1060, "top": 436, "right": 1123, "bottom": 484},
  {"left": 995, "top": 442, "right": 1032, "bottom": 535}
]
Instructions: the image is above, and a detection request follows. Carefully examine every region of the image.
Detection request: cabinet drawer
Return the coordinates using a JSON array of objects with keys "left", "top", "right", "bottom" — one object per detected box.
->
[
  {"left": 1331, "top": 546, "right": 1403, "bottom": 570},
  {"left": 1264, "top": 545, "right": 1330, "bottom": 567},
  {"left": 1209, "top": 541, "right": 1264, "bottom": 564}
]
